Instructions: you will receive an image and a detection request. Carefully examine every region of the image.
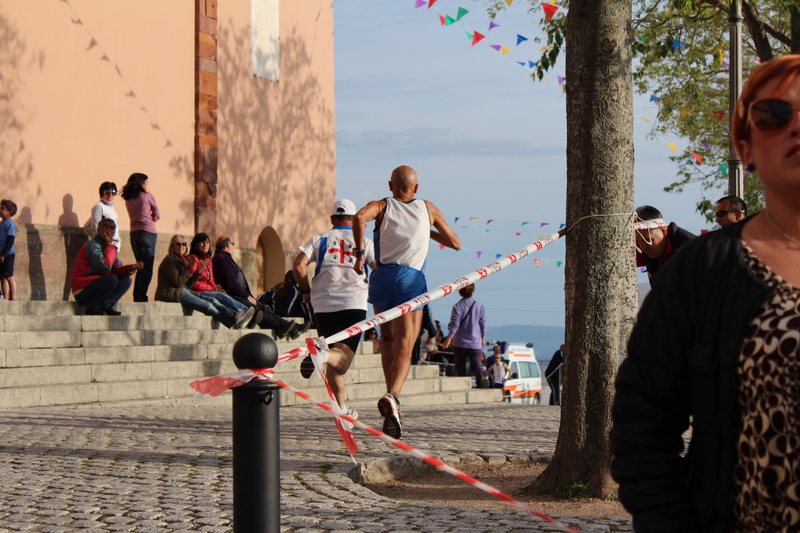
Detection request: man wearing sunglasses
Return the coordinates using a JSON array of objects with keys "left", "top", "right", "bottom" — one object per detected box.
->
[
  {"left": 71, "top": 218, "right": 143, "bottom": 315},
  {"left": 714, "top": 196, "right": 747, "bottom": 228}
]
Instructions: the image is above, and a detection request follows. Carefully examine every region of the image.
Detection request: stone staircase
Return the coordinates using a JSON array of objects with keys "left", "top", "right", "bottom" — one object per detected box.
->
[{"left": 0, "top": 301, "right": 501, "bottom": 409}]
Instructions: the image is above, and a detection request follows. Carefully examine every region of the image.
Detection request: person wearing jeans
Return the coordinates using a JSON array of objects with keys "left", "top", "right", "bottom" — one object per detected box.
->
[
  {"left": 71, "top": 218, "right": 143, "bottom": 315},
  {"left": 442, "top": 284, "right": 488, "bottom": 387},
  {"left": 154, "top": 234, "right": 255, "bottom": 329},
  {"left": 121, "top": 172, "right": 160, "bottom": 302}
]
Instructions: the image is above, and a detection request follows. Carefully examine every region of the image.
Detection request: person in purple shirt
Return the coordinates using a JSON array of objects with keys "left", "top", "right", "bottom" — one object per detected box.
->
[
  {"left": 121, "top": 173, "right": 160, "bottom": 302},
  {"left": 442, "top": 284, "right": 488, "bottom": 386}
]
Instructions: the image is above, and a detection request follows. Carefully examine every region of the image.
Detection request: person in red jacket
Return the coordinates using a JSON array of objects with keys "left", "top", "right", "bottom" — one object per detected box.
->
[
  {"left": 71, "top": 218, "right": 143, "bottom": 315},
  {"left": 186, "top": 233, "right": 261, "bottom": 327}
]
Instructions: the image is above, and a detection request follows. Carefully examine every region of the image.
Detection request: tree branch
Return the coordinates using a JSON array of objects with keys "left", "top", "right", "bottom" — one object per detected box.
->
[{"left": 741, "top": 0, "right": 775, "bottom": 61}]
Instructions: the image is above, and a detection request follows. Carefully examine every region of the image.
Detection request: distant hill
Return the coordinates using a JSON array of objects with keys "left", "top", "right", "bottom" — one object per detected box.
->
[{"left": 485, "top": 325, "right": 564, "bottom": 364}]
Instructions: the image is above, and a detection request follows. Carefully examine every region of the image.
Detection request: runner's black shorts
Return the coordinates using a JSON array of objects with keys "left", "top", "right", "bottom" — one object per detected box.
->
[{"left": 314, "top": 309, "right": 367, "bottom": 354}]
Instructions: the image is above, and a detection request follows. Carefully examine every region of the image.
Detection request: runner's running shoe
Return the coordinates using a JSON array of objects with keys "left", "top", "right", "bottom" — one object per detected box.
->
[{"left": 378, "top": 392, "right": 401, "bottom": 439}]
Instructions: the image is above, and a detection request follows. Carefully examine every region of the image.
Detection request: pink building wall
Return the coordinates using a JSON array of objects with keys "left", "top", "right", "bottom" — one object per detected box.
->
[
  {"left": 0, "top": 0, "right": 335, "bottom": 299},
  {"left": 216, "top": 0, "right": 336, "bottom": 279}
]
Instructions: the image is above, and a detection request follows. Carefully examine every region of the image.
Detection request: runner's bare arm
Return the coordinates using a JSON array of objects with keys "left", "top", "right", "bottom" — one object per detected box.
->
[
  {"left": 353, "top": 200, "right": 384, "bottom": 274},
  {"left": 427, "top": 201, "right": 460, "bottom": 250},
  {"left": 292, "top": 252, "right": 311, "bottom": 293}
]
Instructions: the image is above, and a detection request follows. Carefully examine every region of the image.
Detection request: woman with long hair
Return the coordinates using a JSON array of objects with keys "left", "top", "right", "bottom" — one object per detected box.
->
[
  {"left": 121, "top": 172, "right": 160, "bottom": 302},
  {"left": 186, "top": 233, "right": 261, "bottom": 324},
  {"left": 154, "top": 234, "right": 255, "bottom": 329},
  {"left": 612, "top": 55, "right": 800, "bottom": 532}
]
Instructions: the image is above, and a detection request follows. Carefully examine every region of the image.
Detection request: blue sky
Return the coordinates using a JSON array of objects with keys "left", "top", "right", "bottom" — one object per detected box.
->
[{"left": 333, "top": 1, "right": 716, "bottom": 328}]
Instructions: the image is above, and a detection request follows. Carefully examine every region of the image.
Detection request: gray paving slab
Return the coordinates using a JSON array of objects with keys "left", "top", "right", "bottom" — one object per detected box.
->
[{"left": 0, "top": 403, "right": 631, "bottom": 532}]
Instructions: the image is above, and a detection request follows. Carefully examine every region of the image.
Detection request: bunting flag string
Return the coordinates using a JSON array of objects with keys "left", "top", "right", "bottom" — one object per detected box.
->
[
  {"left": 416, "top": 0, "right": 568, "bottom": 88},
  {"left": 60, "top": 0, "right": 179, "bottom": 154},
  {"left": 415, "top": 0, "right": 735, "bottom": 180}
]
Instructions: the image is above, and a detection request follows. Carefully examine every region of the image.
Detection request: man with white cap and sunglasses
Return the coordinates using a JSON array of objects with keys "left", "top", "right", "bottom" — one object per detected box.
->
[
  {"left": 635, "top": 204, "right": 696, "bottom": 284},
  {"left": 293, "top": 199, "right": 376, "bottom": 420}
]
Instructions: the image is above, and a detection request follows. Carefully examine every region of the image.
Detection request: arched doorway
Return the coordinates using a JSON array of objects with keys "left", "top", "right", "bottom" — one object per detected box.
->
[{"left": 256, "top": 226, "right": 285, "bottom": 294}]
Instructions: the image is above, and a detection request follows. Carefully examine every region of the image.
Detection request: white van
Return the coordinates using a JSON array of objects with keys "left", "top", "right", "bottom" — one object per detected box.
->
[{"left": 503, "top": 344, "right": 543, "bottom": 404}]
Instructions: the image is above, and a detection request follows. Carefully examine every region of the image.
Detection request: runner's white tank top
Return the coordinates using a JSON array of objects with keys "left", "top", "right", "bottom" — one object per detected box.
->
[{"left": 375, "top": 197, "right": 431, "bottom": 271}]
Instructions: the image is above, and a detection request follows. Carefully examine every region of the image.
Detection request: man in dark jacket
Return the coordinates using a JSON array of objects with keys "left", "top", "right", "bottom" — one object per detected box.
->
[
  {"left": 212, "top": 235, "right": 304, "bottom": 340},
  {"left": 545, "top": 345, "right": 564, "bottom": 405},
  {"left": 634, "top": 205, "right": 696, "bottom": 283}
]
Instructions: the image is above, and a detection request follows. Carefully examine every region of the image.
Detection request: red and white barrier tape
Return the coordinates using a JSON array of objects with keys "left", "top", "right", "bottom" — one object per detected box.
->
[
  {"left": 325, "top": 227, "right": 567, "bottom": 345},
  {"left": 270, "top": 377, "right": 583, "bottom": 533}
]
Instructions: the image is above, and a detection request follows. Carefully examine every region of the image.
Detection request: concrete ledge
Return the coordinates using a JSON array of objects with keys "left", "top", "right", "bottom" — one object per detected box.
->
[{"left": 349, "top": 451, "right": 553, "bottom": 485}]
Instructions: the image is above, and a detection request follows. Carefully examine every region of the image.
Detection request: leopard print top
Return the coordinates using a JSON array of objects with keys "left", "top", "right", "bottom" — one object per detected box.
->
[{"left": 734, "top": 241, "right": 800, "bottom": 532}]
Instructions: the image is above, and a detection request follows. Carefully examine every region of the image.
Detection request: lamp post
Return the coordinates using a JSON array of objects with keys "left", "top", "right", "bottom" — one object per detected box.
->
[{"left": 727, "top": 0, "right": 744, "bottom": 198}]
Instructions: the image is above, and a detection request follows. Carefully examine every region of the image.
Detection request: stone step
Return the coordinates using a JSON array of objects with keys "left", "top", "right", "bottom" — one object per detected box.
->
[
  {"left": 83, "top": 386, "right": 503, "bottom": 411},
  {"left": 0, "top": 326, "right": 320, "bottom": 351},
  {"left": 0, "top": 301, "right": 223, "bottom": 316},
  {"left": 0, "top": 353, "right": 438, "bottom": 390},
  {"left": 0, "top": 374, "right": 480, "bottom": 409}
]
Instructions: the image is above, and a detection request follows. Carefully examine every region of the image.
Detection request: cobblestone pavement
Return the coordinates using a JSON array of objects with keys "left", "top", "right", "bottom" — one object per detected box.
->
[{"left": 0, "top": 402, "right": 632, "bottom": 532}]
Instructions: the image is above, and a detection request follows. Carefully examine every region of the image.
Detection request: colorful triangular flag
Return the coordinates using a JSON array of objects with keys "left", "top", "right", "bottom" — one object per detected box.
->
[
  {"left": 471, "top": 31, "right": 485, "bottom": 46},
  {"left": 501, "top": 46, "right": 511, "bottom": 55},
  {"left": 439, "top": 244, "right": 446, "bottom": 250},
  {"left": 439, "top": 14, "right": 446, "bottom": 25},
  {"left": 528, "top": 60, "right": 536, "bottom": 68},
  {"left": 542, "top": 3, "right": 559, "bottom": 21},
  {"left": 489, "top": 21, "right": 500, "bottom": 31},
  {"left": 692, "top": 153, "right": 703, "bottom": 164},
  {"left": 477, "top": 251, "right": 483, "bottom": 259},
  {"left": 429, "top": 0, "right": 438, "bottom": 7},
  {"left": 556, "top": 261, "right": 563, "bottom": 267},
  {"left": 496, "top": 254, "right": 503, "bottom": 259},
  {"left": 445, "top": 14, "right": 456, "bottom": 25},
  {"left": 490, "top": 44, "right": 501, "bottom": 51},
  {"left": 456, "top": 7, "right": 469, "bottom": 20},
  {"left": 465, "top": 30, "right": 473, "bottom": 41},
  {"left": 535, "top": 259, "right": 541, "bottom": 267},
  {"left": 415, "top": 0, "right": 426, "bottom": 8},
  {"left": 516, "top": 34, "right": 528, "bottom": 46},
  {"left": 649, "top": 95, "right": 660, "bottom": 102},
  {"left": 666, "top": 142, "right": 677, "bottom": 153},
  {"left": 522, "top": 221, "right": 531, "bottom": 226}
]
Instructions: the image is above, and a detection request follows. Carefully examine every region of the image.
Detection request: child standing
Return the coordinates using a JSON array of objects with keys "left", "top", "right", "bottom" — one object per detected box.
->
[{"left": 0, "top": 199, "right": 18, "bottom": 301}]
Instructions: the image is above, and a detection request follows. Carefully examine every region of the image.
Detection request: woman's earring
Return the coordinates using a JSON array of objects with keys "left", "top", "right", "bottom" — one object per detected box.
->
[{"left": 745, "top": 163, "right": 756, "bottom": 172}]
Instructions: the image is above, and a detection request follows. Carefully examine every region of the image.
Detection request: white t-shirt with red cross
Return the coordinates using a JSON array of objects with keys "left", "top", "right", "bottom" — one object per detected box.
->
[{"left": 299, "top": 226, "right": 375, "bottom": 313}]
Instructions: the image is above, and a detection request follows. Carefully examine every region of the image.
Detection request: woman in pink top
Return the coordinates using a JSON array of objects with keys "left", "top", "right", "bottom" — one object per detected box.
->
[{"left": 121, "top": 172, "right": 160, "bottom": 302}]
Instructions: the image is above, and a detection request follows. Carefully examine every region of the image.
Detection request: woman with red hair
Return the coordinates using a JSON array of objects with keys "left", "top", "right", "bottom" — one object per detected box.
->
[{"left": 612, "top": 55, "right": 800, "bottom": 532}]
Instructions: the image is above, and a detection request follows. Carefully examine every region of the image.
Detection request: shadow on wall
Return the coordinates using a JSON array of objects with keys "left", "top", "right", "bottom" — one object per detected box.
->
[
  {"left": 0, "top": 9, "right": 39, "bottom": 209},
  {"left": 176, "top": 25, "right": 335, "bottom": 251}
]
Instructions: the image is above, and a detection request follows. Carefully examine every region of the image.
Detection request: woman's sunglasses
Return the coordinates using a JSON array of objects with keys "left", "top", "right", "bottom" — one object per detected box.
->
[{"left": 749, "top": 99, "right": 800, "bottom": 133}]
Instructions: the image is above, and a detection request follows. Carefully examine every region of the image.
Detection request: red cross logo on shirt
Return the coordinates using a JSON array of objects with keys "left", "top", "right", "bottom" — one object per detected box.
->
[{"left": 327, "top": 238, "right": 354, "bottom": 264}]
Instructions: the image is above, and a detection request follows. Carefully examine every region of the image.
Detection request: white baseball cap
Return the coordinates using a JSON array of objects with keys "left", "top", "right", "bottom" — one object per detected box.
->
[{"left": 331, "top": 199, "right": 357, "bottom": 216}]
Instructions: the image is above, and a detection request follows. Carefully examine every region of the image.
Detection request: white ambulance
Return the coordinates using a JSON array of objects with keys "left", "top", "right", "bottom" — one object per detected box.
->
[{"left": 502, "top": 344, "right": 543, "bottom": 404}]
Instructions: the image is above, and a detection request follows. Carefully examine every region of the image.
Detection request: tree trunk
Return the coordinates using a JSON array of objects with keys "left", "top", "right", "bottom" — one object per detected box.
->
[{"left": 528, "top": 0, "right": 637, "bottom": 499}]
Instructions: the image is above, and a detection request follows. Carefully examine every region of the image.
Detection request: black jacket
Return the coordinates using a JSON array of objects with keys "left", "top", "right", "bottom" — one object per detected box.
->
[
  {"left": 641, "top": 222, "right": 696, "bottom": 283},
  {"left": 611, "top": 219, "right": 773, "bottom": 533}
]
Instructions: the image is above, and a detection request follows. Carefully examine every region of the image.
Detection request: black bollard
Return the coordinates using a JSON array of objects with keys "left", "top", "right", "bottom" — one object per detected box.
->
[{"left": 231, "top": 332, "right": 280, "bottom": 533}]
